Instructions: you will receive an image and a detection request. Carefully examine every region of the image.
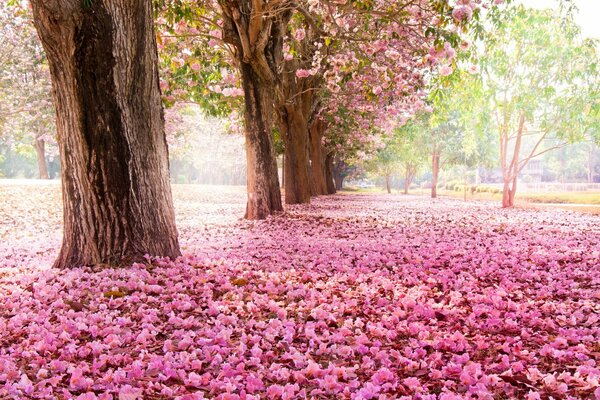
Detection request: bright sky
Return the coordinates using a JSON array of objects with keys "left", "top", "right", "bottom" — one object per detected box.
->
[{"left": 518, "top": 0, "right": 600, "bottom": 39}]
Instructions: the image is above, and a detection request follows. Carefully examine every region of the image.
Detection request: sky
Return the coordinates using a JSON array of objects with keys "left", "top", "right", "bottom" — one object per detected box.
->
[{"left": 518, "top": 0, "right": 600, "bottom": 39}]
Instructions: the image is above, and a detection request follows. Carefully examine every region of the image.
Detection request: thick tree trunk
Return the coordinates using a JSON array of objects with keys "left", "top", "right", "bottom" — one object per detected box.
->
[
  {"left": 325, "top": 153, "right": 336, "bottom": 194},
  {"left": 219, "top": 1, "right": 287, "bottom": 219},
  {"left": 239, "top": 62, "right": 283, "bottom": 219},
  {"left": 309, "top": 120, "right": 328, "bottom": 196},
  {"left": 279, "top": 107, "right": 311, "bottom": 204},
  {"left": 385, "top": 174, "right": 391, "bottom": 194},
  {"left": 31, "top": 0, "right": 180, "bottom": 268},
  {"left": 431, "top": 153, "right": 440, "bottom": 199},
  {"left": 282, "top": 153, "right": 285, "bottom": 189},
  {"left": 34, "top": 138, "right": 49, "bottom": 179}
]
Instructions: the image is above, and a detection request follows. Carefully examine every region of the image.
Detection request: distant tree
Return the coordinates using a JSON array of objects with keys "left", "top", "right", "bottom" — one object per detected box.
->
[
  {"left": 0, "top": 3, "right": 56, "bottom": 179},
  {"left": 365, "top": 142, "right": 402, "bottom": 194},
  {"left": 480, "top": 5, "right": 599, "bottom": 207}
]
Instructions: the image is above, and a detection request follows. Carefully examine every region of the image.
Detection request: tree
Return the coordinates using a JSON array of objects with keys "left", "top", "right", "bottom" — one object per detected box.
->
[
  {"left": 366, "top": 144, "right": 401, "bottom": 194},
  {"left": 0, "top": 3, "right": 56, "bottom": 179},
  {"left": 155, "top": 0, "right": 509, "bottom": 212},
  {"left": 395, "top": 120, "right": 428, "bottom": 194},
  {"left": 479, "top": 5, "right": 599, "bottom": 207},
  {"left": 30, "top": 0, "right": 180, "bottom": 268}
]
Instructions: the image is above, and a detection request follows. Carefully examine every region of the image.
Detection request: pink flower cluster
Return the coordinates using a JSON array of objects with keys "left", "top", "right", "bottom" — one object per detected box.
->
[{"left": 1, "top": 184, "right": 599, "bottom": 399}]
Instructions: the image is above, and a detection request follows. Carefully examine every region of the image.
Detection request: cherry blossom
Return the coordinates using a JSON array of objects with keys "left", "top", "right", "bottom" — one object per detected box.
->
[{"left": 1, "top": 183, "right": 599, "bottom": 399}]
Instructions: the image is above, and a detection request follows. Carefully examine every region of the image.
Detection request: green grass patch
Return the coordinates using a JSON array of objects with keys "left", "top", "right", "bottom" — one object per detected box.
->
[{"left": 519, "top": 192, "right": 600, "bottom": 205}]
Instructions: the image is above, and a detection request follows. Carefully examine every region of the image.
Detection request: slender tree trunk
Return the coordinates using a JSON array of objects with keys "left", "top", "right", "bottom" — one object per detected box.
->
[
  {"left": 239, "top": 62, "right": 283, "bottom": 219},
  {"left": 385, "top": 174, "right": 391, "bottom": 194},
  {"left": 34, "top": 138, "right": 49, "bottom": 179},
  {"left": 404, "top": 167, "right": 414, "bottom": 195},
  {"left": 588, "top": 144, "right": 596, "bottom": 183},
  {"left": 309, "top": 120, "right": 328, "bottom": 196},
  {"left": 500, "top": 112, "right": 525, "bottom": 208},
  {"left": 325, "top": 153, "right": 336, "bottom": 194},
  {"left": 502, "top": 178, "right": 517, "bottom": 208},
  {"left": 279, "top": 107, "right": 311, "bottom": 204},
  {"left": 31, "top": 0, "right": 180, "bottom": 268},
  {"left": 431, "top": 152, "right": 440, "bottom": 199}
]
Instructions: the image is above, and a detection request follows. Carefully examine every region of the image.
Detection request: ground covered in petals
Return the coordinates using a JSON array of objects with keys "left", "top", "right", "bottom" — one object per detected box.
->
[{"left": 1, "top": 182, "right": 599, "bottom": 399}]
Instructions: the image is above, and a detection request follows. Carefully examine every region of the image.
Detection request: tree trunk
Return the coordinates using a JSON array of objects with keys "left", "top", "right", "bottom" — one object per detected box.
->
[
  {"left": 325, "top": 153, "right": 336, "bottom": 194},
  {"left": 239, "top": 62, "right": 283, "bottom": 219},
  {"left": 385, "top": 174, "right": 391, "bottom": 194},
  {"left": 431, "top": 152, "right": 440, "bottom": 199},
  {"left": 335, "top": 176, "right": 344, "bottom": 190},
  {"left": 34, "top": 138, "right": 49, "bottom": 179},
  {"left": 31, "top": 0, "right": 180, "bottom": 268},
  {"left": 404, "top": 167, "right": 414, "bottom": 195},
  {"left": 589, "top": 144, "right": 596, "bottom": 183},
  {"left": 500, "top": 112, "right": 525, "bottom": 208},
  {"left": 309, "top": 120, "right": 328, "bottom": 196},
  {"left": 281, "top": 153, "right": 285, "bottom": 189},
  {"left": 218, "top": 1, "right": 287, "bottom": 219},
  {"left": 279, "top": 107, "right": 311, "bottom": 204},
  {"left": 502, "top": 179, "right": 516, "bottom": 208}
]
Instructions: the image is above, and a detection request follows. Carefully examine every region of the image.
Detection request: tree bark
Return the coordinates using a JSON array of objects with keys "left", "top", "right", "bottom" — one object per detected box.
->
[
  {"left": 34, "top": 138, "right": 49, "bottom": 179},
  {"left": 31, "top": 0, "right": 180, "bottom": 268},
  {"left": 385, "top": 174, "right": 391, "bottom": 194},
  {"left": 431, "top": 152, "right": 440, "bottom": 199},
  {"left": 219, "top": 1, "right": 286, "bottom": 219},
  {"left": 309, "top": 120, "right": 328, "bottom": 196},
  {"left": 325, "top": 153, "right": 336, "bottom": 194},
  {"left": 279, "top": 107, "right": 311, "bottom": 204},
  {"left": 239, "top": 62, "right": 283, "bottom": 219}
]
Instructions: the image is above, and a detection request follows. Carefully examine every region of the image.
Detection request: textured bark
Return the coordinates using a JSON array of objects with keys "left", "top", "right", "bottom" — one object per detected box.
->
[
  {"left": 239, "top": 62, "right": 283, "bottom": 218},
  {"left": 431, "top": 152, "right": 440, "bottom": 199},
  {"left": 325, "top": 153, "right": 336, "bottom": 194},
  {"left": 31, "top": 0, "right": 180, "bottom": 268},
  {"left": 309, "top": 120, "right": 328, "bottom": 196},
  {"left": 219, "top": 1, "right": 286, "bottom": 219},
  {"left": 34, "top": 138, "right": 49, "bottom": 179},
  {"left": 279, "top": 107, "right": 311, "bottom": 204},
  {"left": 275, "top": 19, "right": 321, "bottom": 203},
  {"left": 385, "top": 174, "right": 391, "bottom": 194}
]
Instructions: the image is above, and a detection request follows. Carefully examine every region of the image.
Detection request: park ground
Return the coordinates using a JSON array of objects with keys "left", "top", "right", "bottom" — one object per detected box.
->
[{"left": 1, "top": 181, "right": 599, "bottom": 399}]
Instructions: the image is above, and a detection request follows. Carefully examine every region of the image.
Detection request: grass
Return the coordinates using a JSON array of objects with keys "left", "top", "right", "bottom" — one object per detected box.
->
[
  {"left": 343, "top": 186, "right": 600, "bottom": 215},
  {"left": 436, "top": 189, "right": 600, "bottom": 205}
]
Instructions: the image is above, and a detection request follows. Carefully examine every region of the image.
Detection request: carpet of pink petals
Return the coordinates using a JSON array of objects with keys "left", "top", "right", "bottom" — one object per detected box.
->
[{"left": 1, "top": 182, "right": 599, "bottom": 400}]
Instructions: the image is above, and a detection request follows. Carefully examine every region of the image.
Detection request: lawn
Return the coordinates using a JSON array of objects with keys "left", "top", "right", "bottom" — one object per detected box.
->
[
  {"left": 436, "top": 189, "right": 599, "bottom": 204},
  {"left": 1, "top": 182, "right": 599, "bottom": 399}
]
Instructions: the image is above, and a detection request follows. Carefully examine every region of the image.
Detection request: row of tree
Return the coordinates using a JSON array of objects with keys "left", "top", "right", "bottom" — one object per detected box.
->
[
  {"left": 8, "top": 0, "right": 503, "bottom": 268},
  {"left": 365, "top": 5, "right": 599, "bottom": 207}
]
